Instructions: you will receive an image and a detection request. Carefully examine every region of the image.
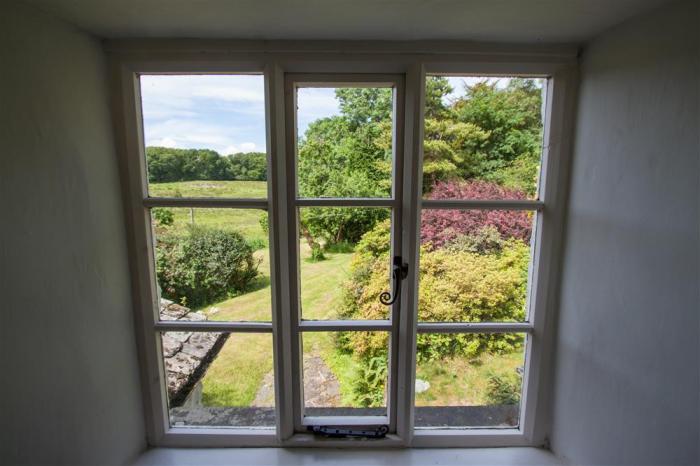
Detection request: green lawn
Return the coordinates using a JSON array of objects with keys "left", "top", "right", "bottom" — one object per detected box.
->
[
  {"left": 416, "top": 351, "right": 523, "bottom": 406},
  {"left": 200, "top": 244, "right": 355, "bottom": 407}
]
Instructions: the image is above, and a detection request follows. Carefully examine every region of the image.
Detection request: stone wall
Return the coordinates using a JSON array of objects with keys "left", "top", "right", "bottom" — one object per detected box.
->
[{"left": 160, "top": 299, "right": 229, "bottom": 406}]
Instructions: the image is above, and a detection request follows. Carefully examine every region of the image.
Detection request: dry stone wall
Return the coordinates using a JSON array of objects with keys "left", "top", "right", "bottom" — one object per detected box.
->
[{"left": 159, "top": 299, "right": 228, "bottom": 406}]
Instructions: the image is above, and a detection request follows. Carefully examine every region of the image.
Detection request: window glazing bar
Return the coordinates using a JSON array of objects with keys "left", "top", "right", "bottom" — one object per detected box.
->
[
  {"left": 143, "top": 197, "right": 268, "bottom": 209},
  {"left": 416, "top": 322, "right": 533, "bottom": 334},
  {"left": 153, "top": 320, "right": 274, "bottom": 332},
  {"left": 421, "top": 199, "right": 544, "bottom": 211}
]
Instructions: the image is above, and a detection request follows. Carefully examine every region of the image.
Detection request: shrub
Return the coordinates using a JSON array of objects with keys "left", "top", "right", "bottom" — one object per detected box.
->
[
  {"left": 156, "top": 226, "right": 259, "bottom": 307},
  {"left": 485, "top": 370, "right": 522, "bottom": 405},
  {"left": 308, "top": 244, "right": 326, "bottom": 262},
  {"left": 247, "top": 238, "right": 267, "bottom": 251},
  {"left": 301, "top": 207, "right": 388, "bottom": 246},
  {"left": 352, "top": 355, "right": 388, "bottom": 408},
  {"left": 259, "top": 213, "right": 269, "bottom": 235},
  {"left": 421, "top": 180, "right": 533, "bottom": 249},
  {"left": 340, "top": 219, "right": 530, "bottom": 364},
  {"left": 444, "top": 225, "right": 505, "bottom": 254},
  {"left": 152, "top": 208, "right": 174, "bottom": 227}
]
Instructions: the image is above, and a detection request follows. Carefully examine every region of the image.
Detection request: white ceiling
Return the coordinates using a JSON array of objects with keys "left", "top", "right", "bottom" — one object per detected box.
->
[{"left": 22, "top": 0, "right": 673, "bottom": 43}]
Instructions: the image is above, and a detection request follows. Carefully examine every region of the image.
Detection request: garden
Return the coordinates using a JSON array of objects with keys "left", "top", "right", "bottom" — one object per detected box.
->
[{"left": 148, "top": 76, "right": 544, "bottom": 420}]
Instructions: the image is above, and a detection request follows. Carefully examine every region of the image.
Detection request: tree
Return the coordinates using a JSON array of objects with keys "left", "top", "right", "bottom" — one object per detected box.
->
[
  {"left": 145, "top": 147, "right": 268, "bottom": 182},
  {"left": 296, "top": 89, "right": 393, "bottom": 245},
  {"left": 228, "top": 152, "right": 267, "bottom": 181},
  {"left": 453, "top": 78, "right": 544, "bottom": 195},
  {"left": 146, "top": 147, "right": 230, "bottom": 182}
]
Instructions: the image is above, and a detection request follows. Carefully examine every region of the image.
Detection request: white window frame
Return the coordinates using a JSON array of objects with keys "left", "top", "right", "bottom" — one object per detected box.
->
[{"left": 107, "top": 40, "right": 577, "bottom": 449}]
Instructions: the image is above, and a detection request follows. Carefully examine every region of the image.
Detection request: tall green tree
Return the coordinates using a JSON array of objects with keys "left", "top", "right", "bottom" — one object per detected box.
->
[
  {"left": 297, "top": 89, "right": 394, "bottom": 245},
  {"left": 453, "top": 78, "right": 544, "bottom": 194}
]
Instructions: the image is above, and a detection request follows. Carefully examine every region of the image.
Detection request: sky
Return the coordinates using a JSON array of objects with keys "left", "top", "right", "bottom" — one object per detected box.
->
[{"left": 140, "top": 75, "right": 528, "bottom": 155}]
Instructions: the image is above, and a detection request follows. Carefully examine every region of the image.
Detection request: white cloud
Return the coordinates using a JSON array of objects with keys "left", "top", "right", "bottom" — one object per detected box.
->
[
  {"left": 297, "top": 87, "right": 341, "bottom": 136},
  {"left": 148, "top": 137, "right": 179, "bottom": 148},
  {"left": 144, "top": 119, "right": 241, "bottom": 153},
  {"left": 193, "top": 85, "right": 264, "bottom": 103},
  {"left": 220, "top": 142, "right": 258, "bottom": 155},
  {"left": 140, "top": 74, "right": 268, "bottom": 154}
]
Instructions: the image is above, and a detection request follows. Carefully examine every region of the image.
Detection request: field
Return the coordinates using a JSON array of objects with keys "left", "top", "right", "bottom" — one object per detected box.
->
[{"left": 151, "top": 180, "right": 522, "bottom": 410}]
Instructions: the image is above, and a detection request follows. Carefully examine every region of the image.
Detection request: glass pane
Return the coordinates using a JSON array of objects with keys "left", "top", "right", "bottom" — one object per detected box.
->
[
  {"left": 140, "top": 75, "right": 267, "bottom": 198},
  {"left": 415, "top": 333, "right": 526, "bottom": 428},
  {"left": 418, "top": 209, "right": 536, "bottom": 323},
  {"left": 302, "top": 331, "right": 389, "bottom": 417},
  {"left": 163, "top": 332, "right": 275, "bottom": 428},
  {"left": 297, "top": 207, "right": 392, "bottom": 321},
  {"left": 296, "top": 86, "right": 393, "bottom": 198},
  {"left": 151, "top": 208, "right": 271, "bottom": 321},
  {"left": 423, "top": 75, "right": 546, "bottom": 200}
]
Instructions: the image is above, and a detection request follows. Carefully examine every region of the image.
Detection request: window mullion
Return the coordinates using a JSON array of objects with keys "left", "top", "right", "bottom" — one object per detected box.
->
[
  {"left": 266, "top": 62, "right": 297, "bottom": 442},
  {"left": 282, "top": 69, "right": 305, "bottom": 436},
  {"left": 394, "top": 63, "right": 426, "bottom": 445}
]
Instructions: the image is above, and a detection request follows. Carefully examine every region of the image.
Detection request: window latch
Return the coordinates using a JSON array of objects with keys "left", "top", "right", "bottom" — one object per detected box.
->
[
  {"left": 379, "top": 256, "right": 408, "bottom": 306},
  {"left": 308, "top": 425, "right": 389, "bottom": 439}
]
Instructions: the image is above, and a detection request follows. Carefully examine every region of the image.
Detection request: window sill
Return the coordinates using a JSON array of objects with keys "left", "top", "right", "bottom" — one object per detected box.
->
[{"left": 131, "top": 446, "right": 565, "bottom": 466}]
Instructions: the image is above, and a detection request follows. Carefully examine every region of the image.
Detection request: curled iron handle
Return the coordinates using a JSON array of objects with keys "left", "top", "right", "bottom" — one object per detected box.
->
[{"left": 379, "top": 256, "right": 409, "bottom": 306}]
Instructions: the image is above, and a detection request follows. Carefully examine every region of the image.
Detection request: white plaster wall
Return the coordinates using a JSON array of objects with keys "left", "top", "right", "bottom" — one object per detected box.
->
[
  {"left": 550, "top": 1, "right": 699, "bottom": 464},
  {"left": 0, "top": 3, "right": 146, "bottom": 465}
]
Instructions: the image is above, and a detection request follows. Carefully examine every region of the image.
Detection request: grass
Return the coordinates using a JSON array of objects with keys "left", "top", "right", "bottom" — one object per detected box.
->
[
  {"left": 150, "top": 180, "right": 267, "bottom": 198},
  {"left": 416, "top": 350, "right": 524, "bottom": 406},
  {"left": 157, "top": 180, "right": 523, "bottom": 409},
  {"left": 150, "top": 180, "right": 268, "bottom": 246},
  {"left": 200, "top": 244, "right": 354, "bottom": 407},
  {"left": 200, "top": 333, "right": 274, "bottom": 408}
]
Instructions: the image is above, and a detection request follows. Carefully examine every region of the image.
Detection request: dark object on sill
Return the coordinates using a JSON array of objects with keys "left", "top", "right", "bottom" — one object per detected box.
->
[{"left": 308, "top": 424, "right": 389, "bottom": 439}]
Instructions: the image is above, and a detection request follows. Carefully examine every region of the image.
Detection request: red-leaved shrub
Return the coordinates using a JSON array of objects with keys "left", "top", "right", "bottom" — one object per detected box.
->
[{"left": 421, "top": 180, "right": 533, "bottom": 249}]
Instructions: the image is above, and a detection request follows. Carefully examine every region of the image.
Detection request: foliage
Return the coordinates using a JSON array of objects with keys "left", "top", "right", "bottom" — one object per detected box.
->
[
  {"left": 308, "top": 244, "right": 326, "bottom": 262},
  {"left": 146, "top": 147, "right": 230, "bottom": 182},
  {"left": 324, "top": 241, "right": 356, "bottom": 254},
  {"left": 296, "top": 88, "right": 393, "bottom": 246},
  {"left": 453, "top": 78, "right": 544, "bottom": 195},
  {"left": 424, "top": 76, "right": 454, "bottom": 119},
  {"left": 340, "top": 218, "right": 530, "bottom": 365},
  {"left": 422, "top": 118, "right": 490, "bottom": 191},
  {"left": 228, "top": 152, "right": 267, "bottom": 181},
  {"left": 336, "top": 87, "right": 393, "bottom": 130},
  {"left": 421, "top": 180, "right": 533, "bottom": 249},
  {"left": 146, "top": 147, "right": 266, "bottom": 183},
  {"left": 422, "top": 77, "right": 544, "bottom": 195},
  {"left": 259, "top": 212, "right": 269, "bottom": 235},
  {"left": 354, "top": 219, "right": 391, "bottom": 259},
  {"left": 152, "top": 208, "right": 174, "bottom": 227},
  {"left": 444, "top": 225, "right": 505, "bottom": 254},
  {"left": 302, "top": 207, "right": 389, "bottom": 246},
  {"left": 352, "top": 355, "right": 388, "bottom": 408},
  {"left": 485, "top": 370, "right": 522, "bottom": 405},
  {"left": 156, "top": 226, "right": 260, "bottom": 308}
]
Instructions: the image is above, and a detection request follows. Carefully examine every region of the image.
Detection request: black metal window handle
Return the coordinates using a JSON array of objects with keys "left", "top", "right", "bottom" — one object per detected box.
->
[{"left": 379, "top": 256, "right": 409, "bottom": 306}]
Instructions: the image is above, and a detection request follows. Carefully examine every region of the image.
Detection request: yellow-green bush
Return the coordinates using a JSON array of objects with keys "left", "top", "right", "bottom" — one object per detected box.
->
[{"left": 340, "top": 222, "right": 530, "bottom": 363}]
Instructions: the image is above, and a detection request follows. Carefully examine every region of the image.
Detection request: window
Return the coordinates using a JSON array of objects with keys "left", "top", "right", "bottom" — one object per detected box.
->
[{"left": 111, "top": 45, "right": 575, "bottom": 448}]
